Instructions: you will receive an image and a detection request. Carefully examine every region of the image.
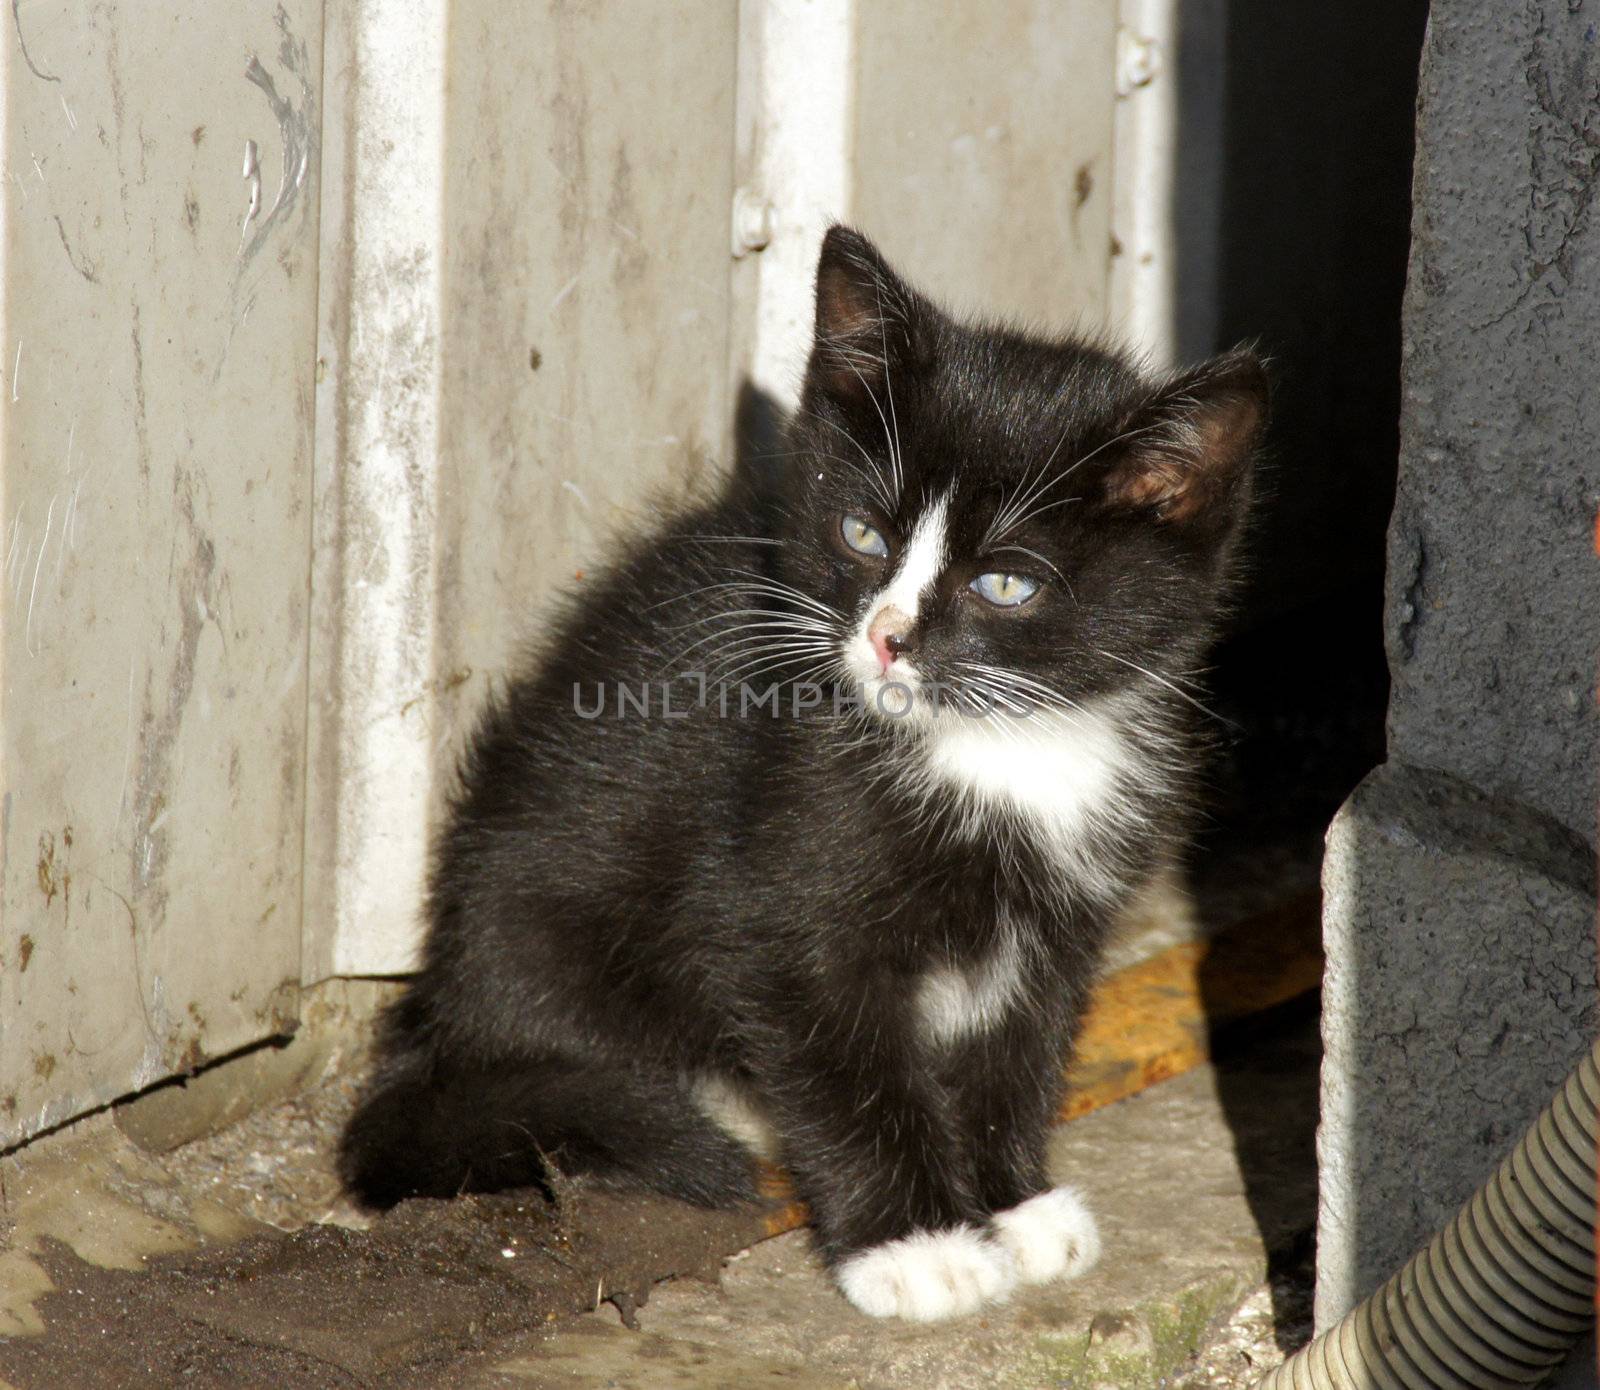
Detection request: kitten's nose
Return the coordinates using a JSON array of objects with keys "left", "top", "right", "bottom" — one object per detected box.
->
[{"left": 867, "top": 605, "right": 914, "bottom": 672}]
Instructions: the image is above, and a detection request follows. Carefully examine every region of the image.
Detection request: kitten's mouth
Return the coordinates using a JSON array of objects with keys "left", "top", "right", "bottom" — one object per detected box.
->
[{"left": 852, "top": 663, "right": 934, "bottom": 725}]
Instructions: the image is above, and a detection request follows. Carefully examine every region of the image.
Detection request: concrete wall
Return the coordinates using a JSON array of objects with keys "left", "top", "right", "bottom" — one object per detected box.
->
[{"left": 1316, "top": 0, "right": 1600, "bottom": 1328}]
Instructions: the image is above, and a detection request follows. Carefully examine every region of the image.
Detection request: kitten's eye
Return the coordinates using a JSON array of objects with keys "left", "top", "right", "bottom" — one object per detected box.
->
[
  {"left": 970, "top": 572, "right": 1040, "bottom": 607},
  {"left": 840, "top": 514, "right": 890, "bottom": 558}
]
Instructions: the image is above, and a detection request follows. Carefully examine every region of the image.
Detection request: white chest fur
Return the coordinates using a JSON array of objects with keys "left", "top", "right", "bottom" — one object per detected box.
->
[{"left": 917, "top": 697, "right": 1149, "bottom": 902}]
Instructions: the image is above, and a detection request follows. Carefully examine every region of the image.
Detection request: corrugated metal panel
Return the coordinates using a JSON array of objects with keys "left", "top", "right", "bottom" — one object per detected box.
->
[
  {"left": 301, "top": 0, "right": 742, "bottom": 977},
  {"left": 0, "top": 4, "right": 322, "bottom": 1143},
  {"left": 852, "top": 1, "right": 1117, "bottom": 329}
]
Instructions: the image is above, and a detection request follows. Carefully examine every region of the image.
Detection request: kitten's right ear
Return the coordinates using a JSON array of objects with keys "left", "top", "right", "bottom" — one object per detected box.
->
[
  {"left": 810, "top": 225, "right": 922, "bottom": 405},
  {"left": 1100, "top": 349, "right": 1269, "bottom": 530}
]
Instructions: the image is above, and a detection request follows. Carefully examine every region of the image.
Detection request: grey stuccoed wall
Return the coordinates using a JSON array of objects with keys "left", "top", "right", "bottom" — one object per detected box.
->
[
  {"left": 1383, "top": 1, "right": 1600, "bottom": 847},
  {"left": 1316, "top": 0, "right": 1600, "bottom": 1337}
]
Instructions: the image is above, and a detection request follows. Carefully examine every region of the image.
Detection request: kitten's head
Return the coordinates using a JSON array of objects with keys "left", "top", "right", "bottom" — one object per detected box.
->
[{"left": 771, "top": 225, "right": 1267, "bottom": 732}]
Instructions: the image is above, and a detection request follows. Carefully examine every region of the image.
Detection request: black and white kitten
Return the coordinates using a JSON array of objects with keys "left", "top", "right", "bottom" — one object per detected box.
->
[{"left": 341, "top": 226, "right": 1266, "bottom": 1322}]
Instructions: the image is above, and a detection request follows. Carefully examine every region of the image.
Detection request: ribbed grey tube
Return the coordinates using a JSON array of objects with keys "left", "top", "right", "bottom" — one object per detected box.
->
[{"left": 1260, "top": 1037, "right": 1597, "bottom": 1390}]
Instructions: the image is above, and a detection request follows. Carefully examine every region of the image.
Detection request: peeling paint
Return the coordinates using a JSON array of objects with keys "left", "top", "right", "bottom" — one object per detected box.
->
[
  {"left": 5, "top": 4, "right": 321, "bottom": 1149},
  {"left": 4, "top": 504, "right": 24, "bottom": 594},
  {"left": 179, "top": 1038, "right": 206, "bottom": 1073},
  {"left": 238, "top": 8, "right": 315, "bottom": 268},
  {"left": 11, "top": 0, "right": 61, "bottom": 83},
  {"left": 129, "top": 309, "right": 149, "bottom": 478},
  {"left": 36, "top": 831, "right": 60, "bottom": 905},
  {"left": 238, "top": 138, "right": 262, "bottom": 245},
  {"left": 24, "top": 494, "right": 53, "bottom": 656},
  {"left": 51, "top": 215, "right": 100, "bottom": 284}
]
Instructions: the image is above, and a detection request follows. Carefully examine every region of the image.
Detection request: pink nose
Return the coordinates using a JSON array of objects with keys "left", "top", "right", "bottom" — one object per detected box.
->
[{"left": 867, "top": 605, "right": 913, "bottom": 673}]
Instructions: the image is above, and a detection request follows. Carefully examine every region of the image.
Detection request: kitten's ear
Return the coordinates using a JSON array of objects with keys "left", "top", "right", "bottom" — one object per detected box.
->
[
  {"left": 810, "top": 225, "right": 922, "bottom": 403},
  {"left": 1101, "top": 349, "right": 1269, "bottom": 527}
]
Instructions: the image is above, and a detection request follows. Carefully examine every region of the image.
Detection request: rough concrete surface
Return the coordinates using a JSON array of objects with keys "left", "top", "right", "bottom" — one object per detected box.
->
[
  {"left": 1319, "top": 761, "right": 1598, "bottom": 1324},
  {"left": 0, "top": 1012, "right": 1319, "bottom": 1389},
  {"left": 1385, "top": 0, "right": 1600, "bottom": 847}
]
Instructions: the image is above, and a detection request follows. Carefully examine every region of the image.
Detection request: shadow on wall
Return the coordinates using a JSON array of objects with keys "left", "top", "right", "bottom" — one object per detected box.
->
[{"left": 1185, "top": 0, "right": 1432, "bottom": 1351}]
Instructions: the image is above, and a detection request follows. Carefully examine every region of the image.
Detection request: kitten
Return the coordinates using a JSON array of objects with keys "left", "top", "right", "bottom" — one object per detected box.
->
[{"left": 340, "top": 225, "right": 1266, "bottom": 1322}]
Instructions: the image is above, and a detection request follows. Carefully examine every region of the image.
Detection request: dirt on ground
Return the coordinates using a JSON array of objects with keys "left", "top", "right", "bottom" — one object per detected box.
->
[
  {"left": 152, "top": 1057, "right": 374, "bottom": 1235},
  {"left": 0, "top": 1175, "right": 779, "bottom": 1389},
  {"left": 0, "top": 1053, "right": 1319, "bottom": 1390}
]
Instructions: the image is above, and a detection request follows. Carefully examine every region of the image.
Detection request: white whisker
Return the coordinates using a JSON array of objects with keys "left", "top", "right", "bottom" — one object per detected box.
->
[
  {"left": 874, "top": 277, "right": 906, "bottom": 499},
  {"left": 986, "top": 420, "right": 1169, "bottom": 546},
  {"left": 838, "top": 354, "right": 904, "bottom": 505},
  {"left": 984, "top": 543, "right": 1074, "bottom": 601},
  {"left": 1092, "top": 649, "right": 1233, "bottom": 726}
]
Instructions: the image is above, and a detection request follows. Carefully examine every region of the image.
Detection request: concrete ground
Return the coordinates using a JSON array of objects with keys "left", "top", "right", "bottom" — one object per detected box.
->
[
  {"left": 0, "top": 1004, "right": 1318, "bottom": 1389},
  {"left": 489, "top": 1021, "right": 1318, "bottom": 1390}
]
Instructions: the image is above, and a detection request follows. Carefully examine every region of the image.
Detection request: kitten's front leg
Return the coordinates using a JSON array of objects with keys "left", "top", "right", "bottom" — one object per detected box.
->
[
  {"left": 954, "top": 999, "right": 1103, "bottom": 1287},
  {"left": 755, "top": 1000, "right": 1018, "bottom": 1322}
]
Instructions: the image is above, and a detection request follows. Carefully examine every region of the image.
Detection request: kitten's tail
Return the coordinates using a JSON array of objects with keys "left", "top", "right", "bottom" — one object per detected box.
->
[{"left": 338, "top": 1044, "right": 759, "bottom": 1210}]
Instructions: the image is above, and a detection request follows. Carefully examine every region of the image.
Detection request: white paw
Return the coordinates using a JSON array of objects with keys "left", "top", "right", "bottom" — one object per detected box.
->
[
  {"left": 836, "top": 1226, "right": 1017, "bottom": 1321},
  {"left": 990, "top": 1186, "right": 1102, "bottom": 1284}
]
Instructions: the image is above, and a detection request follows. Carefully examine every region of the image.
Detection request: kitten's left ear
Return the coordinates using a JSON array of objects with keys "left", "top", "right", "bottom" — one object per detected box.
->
[{"left": 1102, "top": 349, "right": 1269, "bottom": 527}]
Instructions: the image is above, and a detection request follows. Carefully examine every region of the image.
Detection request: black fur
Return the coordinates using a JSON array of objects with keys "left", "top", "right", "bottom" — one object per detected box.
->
[{"left": 340, "top": 226, "right": 1266, "bottom": 1270}]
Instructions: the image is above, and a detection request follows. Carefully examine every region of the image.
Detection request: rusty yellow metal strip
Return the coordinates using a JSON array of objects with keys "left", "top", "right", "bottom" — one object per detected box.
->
[{"left": 1059, "top": 891, "right": 1323, "bottom": 1120}]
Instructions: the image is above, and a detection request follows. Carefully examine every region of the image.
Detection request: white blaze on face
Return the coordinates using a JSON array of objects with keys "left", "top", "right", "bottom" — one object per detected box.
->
[{"left": 848, "top": 492, "right": 950, "bottom": 704}]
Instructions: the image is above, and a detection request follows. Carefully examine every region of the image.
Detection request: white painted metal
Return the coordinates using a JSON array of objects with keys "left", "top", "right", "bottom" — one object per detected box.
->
[
  {"left": 731, "top": 1, "right": 1121, "bottom": 407},
  {"left": 304, "top": 0, "right": 743, "bottom": 978},
  {"left": 302, "top": 0, "right": 450, "bottom": 979},
  {"left": 729, "top": 0, "right": 858, "bottom": 411},
  {"left": 0, "top": 3, "right": 322, "bottom": 1144},
  {"left": 850, "top": 1, "right": 1118, "bottom": 334},
  {"left": 1107, "top": 0, "right": 1226, "bottom": 368},
  {"left": 1109, "top": 0, "right": 1181, "bottom": 365},
  {"left": 3, "top": 0, "right": 1136, "bottom": 1138}
]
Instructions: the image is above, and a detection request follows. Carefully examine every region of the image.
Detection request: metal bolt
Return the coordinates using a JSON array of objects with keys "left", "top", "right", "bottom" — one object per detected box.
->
[
  {"left": 1116, "top": 29, "right": 1162, "bottom": 97},
  {"left": 732, "top": 188, "right": 775, "bottom": 257}
]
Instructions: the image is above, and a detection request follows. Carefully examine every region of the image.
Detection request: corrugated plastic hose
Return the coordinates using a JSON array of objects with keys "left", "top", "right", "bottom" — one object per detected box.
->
[{"left": 1260, "top": 1036, "right": 1598, "bottom": 1390}]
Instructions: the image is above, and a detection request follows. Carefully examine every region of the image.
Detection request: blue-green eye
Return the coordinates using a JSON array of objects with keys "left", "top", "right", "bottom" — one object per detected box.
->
[
  {"left": 841, "top": 514, "right": 890, "bottom": 558},
  {"left": 970, "top": 572, "right": 1040, "bottom": 607}
]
